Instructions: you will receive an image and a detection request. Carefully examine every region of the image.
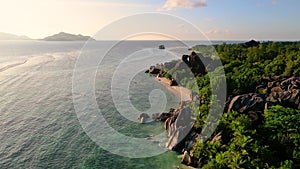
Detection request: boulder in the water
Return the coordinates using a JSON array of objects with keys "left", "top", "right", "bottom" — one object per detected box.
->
[
  {"left": 138, "top": 113, "right": 150, "bottom": 124},
  {"left": 181, "top": 150, "right": 192, "bottom": 165},
  {"left": 156, "top": 108, "right": 175, "bottom": 121},
  {"left": 145, "top": 66, "right": 161, "bottom": 74},
  {"left": 159, "top": 45, "right": 165, "bottom": 49},
  {"left": 166, "top": 107, "right": 193, "bottom": 150}
]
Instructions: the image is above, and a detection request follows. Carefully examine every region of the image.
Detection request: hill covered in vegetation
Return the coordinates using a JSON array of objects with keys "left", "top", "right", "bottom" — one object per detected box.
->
[
  {"left": 149, "top": 41, "right": 300, "bottom": 168},
  {"left": 42, "top": 32, "right": 95, "bottom": 41}
]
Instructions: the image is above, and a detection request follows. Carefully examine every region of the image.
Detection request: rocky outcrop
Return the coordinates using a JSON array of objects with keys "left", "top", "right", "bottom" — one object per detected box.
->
[
  {"left": 265, "top": 88, "right": 300, "bottom": 110},
  {"left": 164, "top": 107, "right": 193, "bottom": 150},
  {"left": 157, "top": 108, "right": 177, "bottom": 121},
  {"left": 154, "top": 105, "right": 195, "bottom": 151},
  {"left": 148, "top": 66, "right": 161, "bottom": 74},
  {"left": 145, "top": 66, "right": 180, "bottom": 87},
  {"left": 181, "top": 151, "right": 192, "bottom": 165},
  {"left": 138, "top": 113, "right": 150, "bottom": 124},
  {"left": 228, "top": 93, "right": 265, "bottom": 121},
  {"left": 146, "top": 52, "right": 213, "bottom": 78},
  {"left": 145, "top": 51, "right": 213, "bottom": 87},
  {"left": 144, "top": 54, "right": 217, "bottom": 167},
  {"left": 170, "top": 79, "right": 178, "bottom": 86},
  {"left": 228, "top": 75, "right": 300, "bottom": 121},
  {"left": 182, "top": 52, "right": 207, "bottom": 76},
  {"left": 242, "top": 40, "right": 260, "bottom": 48},
  {"left": 159, "top": 45, "right": 165, "bottom": 49}
]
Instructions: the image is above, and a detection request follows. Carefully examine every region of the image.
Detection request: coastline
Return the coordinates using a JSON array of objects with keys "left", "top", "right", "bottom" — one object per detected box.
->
[
  {"left": 153, "top": 77, "right": 192, "bottom": 102},
  {"left": 153, "top": 76, "right": 196, "bottom": 168}
]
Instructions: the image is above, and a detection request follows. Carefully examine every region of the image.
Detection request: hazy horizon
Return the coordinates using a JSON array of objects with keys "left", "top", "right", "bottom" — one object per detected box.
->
[
  {"left": 0, "top": 31, "right": 299, "bottom": 42},
  {"left": 0, "top": 0, "right": 299, "bottom": 41}
]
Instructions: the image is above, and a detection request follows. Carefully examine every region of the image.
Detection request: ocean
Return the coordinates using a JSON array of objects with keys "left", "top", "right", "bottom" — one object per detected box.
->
[
  {"left": 0, "top": 40, "right": 237, "bottom": 168},
  {"left": 0, "top": 40, "right": 190, "bottom": 168}
]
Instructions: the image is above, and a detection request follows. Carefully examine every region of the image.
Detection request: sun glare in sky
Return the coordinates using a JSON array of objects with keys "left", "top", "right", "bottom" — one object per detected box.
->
[{"left": 0, "top": 0, "right": 300, "bottom": 40}]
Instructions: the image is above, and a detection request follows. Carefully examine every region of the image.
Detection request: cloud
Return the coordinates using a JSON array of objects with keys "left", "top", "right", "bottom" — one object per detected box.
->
[{"left": 159, "top": 0, "right": 207, "bottom": 11}]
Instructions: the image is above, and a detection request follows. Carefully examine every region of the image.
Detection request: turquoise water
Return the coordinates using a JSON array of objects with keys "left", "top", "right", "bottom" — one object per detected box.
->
[{"left": 0, "top": 40, "right": 198, "bottom": 168}]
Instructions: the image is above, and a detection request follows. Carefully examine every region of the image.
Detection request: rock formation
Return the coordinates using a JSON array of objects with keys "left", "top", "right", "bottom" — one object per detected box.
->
[
  {"left": 182, "top": 52, "right": 207, "bottom": 76},
  {"left": 170, "top": 79, "right": 178, "bottom": 86},
  {"left": 156, "top": 108, "right": 175, "bottom": 121},
  {"left": 147, "top": 66, "right": 161, "bottom": 74},
  {"left": 138, "top": 113, "right": 150, "bottom": 124},
  {"left": 157, "top": 107, "right": 194, "bottom": 151},
  {"left": 159, "top": 45, "right": 165, "bottom": 49},
  {"left": 242, "top": 40, "right": 260, "bottom": 48},
  {"left": 181, "top": 150, "right": 192, "bottom": 165},
  {"left": 228, "top": 75, "right": 300, "bottom": 122}
]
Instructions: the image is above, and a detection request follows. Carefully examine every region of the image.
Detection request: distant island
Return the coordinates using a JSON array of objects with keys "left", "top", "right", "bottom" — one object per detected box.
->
[
  {"left": 158, "top": 45, "right": 165, "bottom": 49},
  {"left": 42, "top": 32, "right": 95, "bottom": 41},
  {"left": 0, "top": 32, "right": 31, "bottom": 40},
  {"left": 0, "top": 32, "right": 95, "bottom": 41}
]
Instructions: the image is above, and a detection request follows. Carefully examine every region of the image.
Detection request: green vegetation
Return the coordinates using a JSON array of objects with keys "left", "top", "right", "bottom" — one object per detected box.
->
[
  {"left": 164, "top": 72, "right": 172, "bottom": 80},
  {"left": 193, "top": 106, "right": 300, "bottom": 168},
  {"left": 164, "top": 41, "right": 300, "bottom": 168},
  {"left": 193, "top": 41, "right": 300, "bottom": 95}
]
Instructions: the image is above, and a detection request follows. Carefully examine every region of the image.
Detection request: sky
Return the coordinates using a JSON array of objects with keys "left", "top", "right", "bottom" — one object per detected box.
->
[{"left": 0, "top": 0, "right": 299, "bottom": 40}]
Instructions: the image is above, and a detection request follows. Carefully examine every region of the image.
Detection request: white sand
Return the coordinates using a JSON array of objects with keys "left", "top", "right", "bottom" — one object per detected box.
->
[{"left": 154, "top": 77, "right": 192, "bottom": 101}]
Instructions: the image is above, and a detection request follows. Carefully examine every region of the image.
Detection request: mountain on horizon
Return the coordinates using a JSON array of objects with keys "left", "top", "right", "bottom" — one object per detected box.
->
[
  {"left": 0, "top": 32, "right": 31, "bottom": 40},
  {"left": 42, "top": 32, "right": 95, "bottom": 41}
]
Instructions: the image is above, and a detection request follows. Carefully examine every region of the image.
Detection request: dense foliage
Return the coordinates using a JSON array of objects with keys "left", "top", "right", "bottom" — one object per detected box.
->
[
  {"left": 165, "top": 41, "right": 300, "bottom": 168},
  {"left": 193, "top": 106, "right": 300, "bottom": 168},
  {"left": 213, "top": 41, "right": 300, "bottom": 95}
]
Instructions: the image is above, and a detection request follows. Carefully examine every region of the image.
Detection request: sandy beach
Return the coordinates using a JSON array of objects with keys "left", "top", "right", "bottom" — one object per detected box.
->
[{"left": 154, "top": 77, "right": 192, "bottom": 102}]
